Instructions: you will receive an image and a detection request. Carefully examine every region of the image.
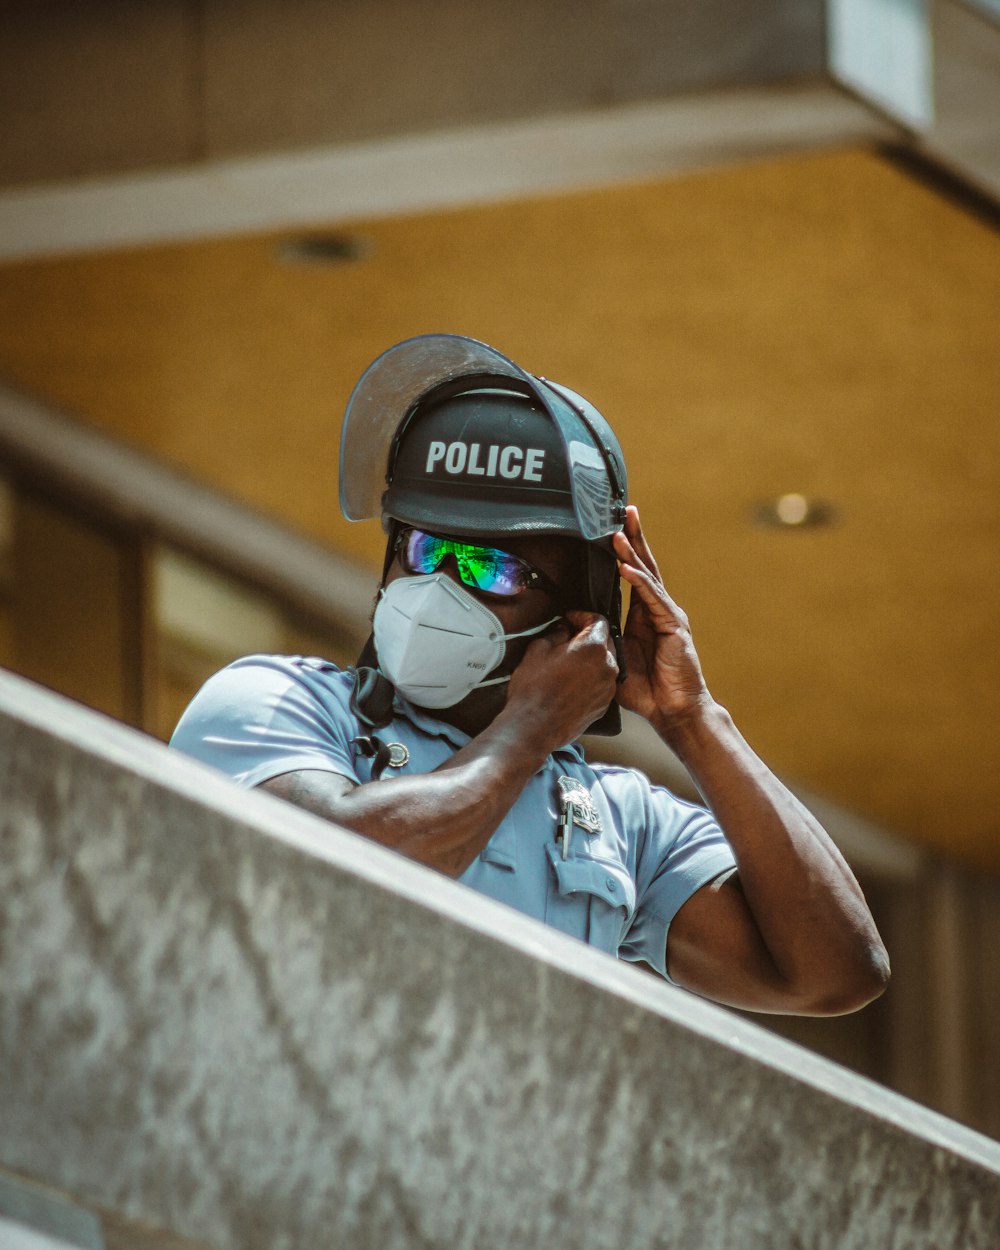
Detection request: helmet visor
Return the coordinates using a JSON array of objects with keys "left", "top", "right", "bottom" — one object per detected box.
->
[{"left": 340, "top": 335, "right": 528, "bottom": 522}]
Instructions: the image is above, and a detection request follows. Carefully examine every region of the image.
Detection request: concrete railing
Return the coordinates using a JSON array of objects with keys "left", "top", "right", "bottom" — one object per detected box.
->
[{"left": 2, "top": 667, "right": 998, "bottom": 1250}]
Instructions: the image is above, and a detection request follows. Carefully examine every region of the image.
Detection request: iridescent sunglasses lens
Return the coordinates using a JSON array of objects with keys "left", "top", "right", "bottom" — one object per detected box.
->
[{"left": 403, "top": 530, "right": 531, "bottom": 595}]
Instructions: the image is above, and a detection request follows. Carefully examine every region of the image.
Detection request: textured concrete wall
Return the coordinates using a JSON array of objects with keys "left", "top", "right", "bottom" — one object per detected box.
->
[{"left": 1, "top": 667, "right": 999, "bottom": 1250}]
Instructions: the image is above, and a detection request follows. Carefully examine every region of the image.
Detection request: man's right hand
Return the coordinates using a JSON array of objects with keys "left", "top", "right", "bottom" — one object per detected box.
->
[{"left": 502, "top": 610, "right": 619, "bottom": 752}]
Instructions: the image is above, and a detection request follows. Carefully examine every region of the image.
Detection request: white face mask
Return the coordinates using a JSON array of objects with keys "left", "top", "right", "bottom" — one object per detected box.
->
[{"left": 372, "top": 573, "right": 560, "bottom": 709}]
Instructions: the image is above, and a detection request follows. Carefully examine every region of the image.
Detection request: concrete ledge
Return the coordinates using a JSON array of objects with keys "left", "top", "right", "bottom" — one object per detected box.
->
[{"left": 1, "top": 668, "right": 998, "bottom": 1248}]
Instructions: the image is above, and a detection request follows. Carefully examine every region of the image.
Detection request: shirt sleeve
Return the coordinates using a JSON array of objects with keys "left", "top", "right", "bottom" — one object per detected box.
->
[
  {"left": 169, "top": 655, "right": 362, "bottom": 788},
  {"left": 617, "top": 777, "right": 736, "bottom": 980}
]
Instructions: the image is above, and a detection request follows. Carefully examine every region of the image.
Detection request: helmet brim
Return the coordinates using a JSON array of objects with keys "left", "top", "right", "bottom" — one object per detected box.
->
[{"left": 383, "top": 490, "right": 583, "bottom": 540}]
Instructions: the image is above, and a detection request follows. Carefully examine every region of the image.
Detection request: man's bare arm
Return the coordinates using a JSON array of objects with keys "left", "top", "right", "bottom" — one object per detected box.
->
[
  {"left": 615, "top": 506, "right": 889, "bottom": 1016},
  {"left": 260, "top": 722, "right": 544, "bottom": 878},
  {"left": 260, "top": 613, "right": 618, "bottom": 878},
  {"left": 662, "top": 703, "right": 890, "bottom": 1015}
]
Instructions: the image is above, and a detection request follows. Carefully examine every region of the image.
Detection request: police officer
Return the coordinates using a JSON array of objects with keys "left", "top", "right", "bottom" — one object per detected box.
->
[{"left": 172, "top": 334, "right": 889, "bottom": 1015}]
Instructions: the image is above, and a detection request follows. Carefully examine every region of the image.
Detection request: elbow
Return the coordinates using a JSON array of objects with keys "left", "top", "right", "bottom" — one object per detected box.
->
[
  {"left": 802, "top": 942, "right": 892, "bottom": 1016},
  {"left": 846, "top": 936, "right": 893, "bottom": 1012}
]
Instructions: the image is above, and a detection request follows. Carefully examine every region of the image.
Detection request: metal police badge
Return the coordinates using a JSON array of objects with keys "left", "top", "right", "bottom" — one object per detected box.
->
[{"left": 555, "top": 774, "right": 602, "bottom": 859}]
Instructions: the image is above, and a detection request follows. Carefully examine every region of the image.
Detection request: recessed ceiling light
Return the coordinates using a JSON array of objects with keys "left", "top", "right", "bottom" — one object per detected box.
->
[
  {"left": 275, "top": 234, "right": 370, "bottom": 265},
  {"left": 753, "top": 493, "right": 837, "bottom": 529}
]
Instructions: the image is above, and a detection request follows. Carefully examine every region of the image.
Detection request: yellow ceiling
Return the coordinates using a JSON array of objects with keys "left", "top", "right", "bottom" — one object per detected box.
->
[{"left": 0, "top": 146, "right": 998, "bottom": 868}]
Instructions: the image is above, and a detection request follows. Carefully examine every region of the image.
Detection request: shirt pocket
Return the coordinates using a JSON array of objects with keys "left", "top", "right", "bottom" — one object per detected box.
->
[{"left": 544, "top": 843, "right": 637, "bottom": 954}]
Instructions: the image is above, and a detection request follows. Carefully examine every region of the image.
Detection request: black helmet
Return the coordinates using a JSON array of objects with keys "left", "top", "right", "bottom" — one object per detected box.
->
[{"left": 340, "top": 333, "right": 629, "bottom": 734}]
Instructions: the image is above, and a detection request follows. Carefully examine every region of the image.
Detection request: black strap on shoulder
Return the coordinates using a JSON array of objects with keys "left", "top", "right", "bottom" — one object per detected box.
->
[
  {"left": 349, "top": 650, "right": 397, "bottom": 780},
  {"left": 350, "top": 661, "right": 395, "bottom": 731}
]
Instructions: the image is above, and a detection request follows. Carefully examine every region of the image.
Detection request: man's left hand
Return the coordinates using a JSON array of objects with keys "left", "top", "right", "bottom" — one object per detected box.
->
[{"left": 614, "top": 504, "right": 712, "bottom": 735}]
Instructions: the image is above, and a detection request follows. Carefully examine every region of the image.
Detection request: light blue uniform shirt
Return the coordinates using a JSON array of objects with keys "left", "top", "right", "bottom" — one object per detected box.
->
[{"left": 170, "top": 655, "right": 736, "bottom": 979}]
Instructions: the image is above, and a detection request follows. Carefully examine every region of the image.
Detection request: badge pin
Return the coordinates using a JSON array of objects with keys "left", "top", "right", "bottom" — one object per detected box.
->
[
  {"left": 385, "top": 742, "right": 410, "bottom": 768},
  {"left": 556, "top": 774, "right": 602, "bottom": 859}
]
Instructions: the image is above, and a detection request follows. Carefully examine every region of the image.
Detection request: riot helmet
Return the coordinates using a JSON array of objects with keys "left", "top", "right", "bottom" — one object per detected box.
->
[{"left": 340, "top": 333, "right": 629, "bottom": 735}]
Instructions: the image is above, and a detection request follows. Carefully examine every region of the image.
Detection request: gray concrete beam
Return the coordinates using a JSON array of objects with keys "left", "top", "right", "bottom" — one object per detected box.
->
[
  {"left": 0, "top": 0, "right": 824, "bottom": 188},
  {"left": 1, "top": 668, "right": 998, "bottom": 1249},
  {"left": 0, "top": 85, "right": 894, "bottom": 262}
]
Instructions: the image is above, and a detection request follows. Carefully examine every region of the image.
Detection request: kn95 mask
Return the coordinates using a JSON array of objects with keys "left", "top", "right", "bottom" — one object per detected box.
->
[{"left": 372, "top": 573, "right": 559, "bottom": 709}]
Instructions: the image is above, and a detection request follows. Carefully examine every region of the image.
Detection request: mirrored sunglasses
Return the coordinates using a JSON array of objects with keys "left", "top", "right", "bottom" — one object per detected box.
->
[{"left": 397, "top": 527, "right": 560, "bottom": 597}]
